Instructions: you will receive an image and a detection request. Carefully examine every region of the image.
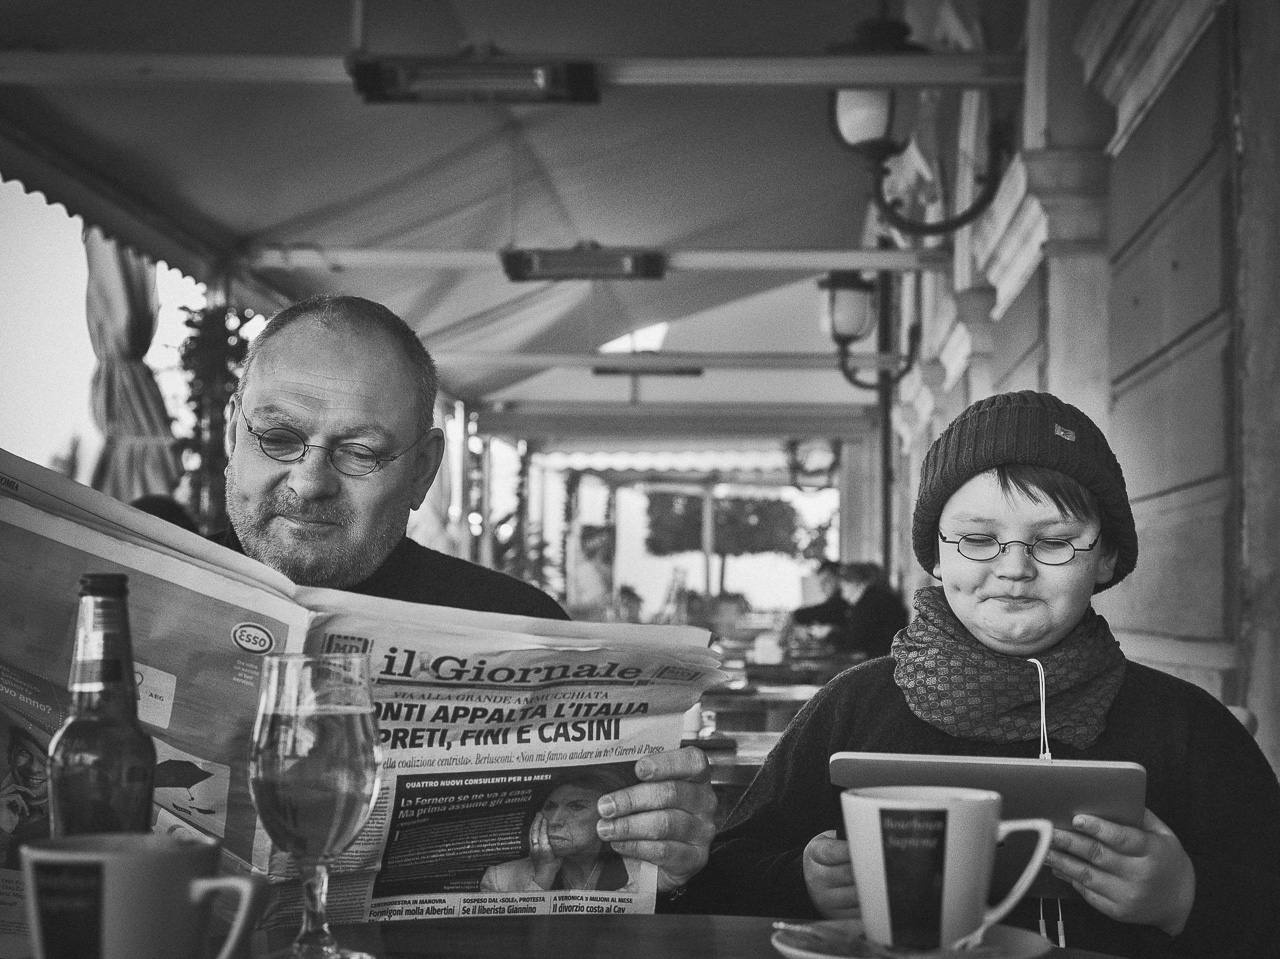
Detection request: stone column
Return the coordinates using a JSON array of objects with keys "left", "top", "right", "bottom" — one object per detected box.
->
[
  {"left": 838, "top": 433, "right": 879, "bottom": 564},
  {"left": 1032, "top": 151, "right": 1112, "bottom": 429},
  {"left": 954, "top": 284, "right": 999, "bottom": 404},
  {"left": 970, "top": 0, "right": 1114, "bottom": 429},
  {"left": 1237, "top": 0, "right": 1280, "bottom": 764}
]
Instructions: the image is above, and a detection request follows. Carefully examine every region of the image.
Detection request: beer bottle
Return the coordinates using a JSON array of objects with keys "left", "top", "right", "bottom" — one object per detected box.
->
[{"left": 48, "top": 573, "right": 157, "bottom": 835}]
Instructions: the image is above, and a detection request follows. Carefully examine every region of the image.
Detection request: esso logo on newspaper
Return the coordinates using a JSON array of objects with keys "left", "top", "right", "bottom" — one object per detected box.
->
[{"left": 232, "top": 622, "right": 274, "bottom": 655}]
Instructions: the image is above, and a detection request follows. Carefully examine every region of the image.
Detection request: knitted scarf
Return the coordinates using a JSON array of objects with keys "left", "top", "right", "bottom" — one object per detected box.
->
[{"left": 892, "top": 586, "right": 1127, "bottom": 749}]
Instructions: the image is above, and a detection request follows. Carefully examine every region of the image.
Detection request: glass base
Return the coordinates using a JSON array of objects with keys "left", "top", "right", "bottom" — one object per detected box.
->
[
  {"left": 257, "top": 923, "right": 383, "bottom": 959},
  {"left": 260, "top": 946, "right": 377, "bottom": 959}
]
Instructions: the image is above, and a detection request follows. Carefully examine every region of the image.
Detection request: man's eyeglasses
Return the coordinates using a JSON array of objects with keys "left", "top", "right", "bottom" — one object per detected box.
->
[
  {"left": 240, "top": 410, "right": 425, "bottom": 477},
  {"left": 938, "top": 530, "right": 1101, "bottom": 566}
]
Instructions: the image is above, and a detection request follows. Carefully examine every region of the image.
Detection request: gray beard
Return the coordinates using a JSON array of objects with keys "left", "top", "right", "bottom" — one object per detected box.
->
[{"left": 226, "top": 486, "right": 404, "bottom": 589}]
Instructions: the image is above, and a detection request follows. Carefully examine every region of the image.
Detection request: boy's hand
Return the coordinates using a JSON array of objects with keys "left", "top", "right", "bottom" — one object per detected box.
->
[
  {"left": 1046, "top": 808, "right": 1195, "bottom": 935},
  {"left": 804, "top": 830, "right": 859, "bottom": 919}
]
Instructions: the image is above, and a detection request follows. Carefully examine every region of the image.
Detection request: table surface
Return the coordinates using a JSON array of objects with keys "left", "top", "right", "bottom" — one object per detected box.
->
[
  {"left": 704, "top": 683, "right": 825, "bottom": 702},
  {"left": 701, "top": 684, "right": 823, "bottom": 733},
  {"left": 323, "top": 913, "right": 1123, "bottom": 959}
]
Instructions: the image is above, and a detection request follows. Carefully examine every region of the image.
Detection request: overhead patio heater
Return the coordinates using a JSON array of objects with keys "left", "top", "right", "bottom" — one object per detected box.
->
[
  {"left": 347, "top": 53, "right": 600, "bottom": 104},
  {"left": 500, "top": 243, "right": 667, "bottom": 282}
]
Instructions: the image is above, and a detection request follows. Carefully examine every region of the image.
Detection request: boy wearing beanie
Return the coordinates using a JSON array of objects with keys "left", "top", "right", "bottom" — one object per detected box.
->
[{"left": 674, "top": 391, "right": 1280, "bottom": 958}]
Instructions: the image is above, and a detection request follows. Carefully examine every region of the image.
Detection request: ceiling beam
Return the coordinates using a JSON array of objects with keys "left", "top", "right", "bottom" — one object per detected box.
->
[
  {"left": 246, "top": 246, "right": 949, "bottom": 273},
  {"left": 436, "top": 352, "right": 903, "bottom": 372},
  {"left": 602, "top": 54, "right": 1024, "bottom": 88},
  {"left": 671, "top": 250, "right": 948, "bottom": 272},
  {"left": 476, "top": 402, "right": 876, "bottom": 441},
  {"left": 0, "top": 53, "right": 349, "bottom": 85},
  {"left": 535, "top": 467, "right": 812, "bottom": 489},
  {"left": 0, "top": 51, "right": 1022, "bottom": 89}
]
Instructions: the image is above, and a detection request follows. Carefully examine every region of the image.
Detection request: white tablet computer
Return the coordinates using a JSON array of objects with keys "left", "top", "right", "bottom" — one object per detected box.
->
[{"left": 829, "top": 752, "right": 1147, "bottom": 900}]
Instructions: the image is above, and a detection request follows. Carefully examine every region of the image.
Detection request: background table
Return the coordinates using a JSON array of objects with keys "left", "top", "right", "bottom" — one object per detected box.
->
[
  {"left": 701, "top": 684, "right": 823, "bottom": 732},
  {"left": 322, "top": 914, "right": 1123, "bottom": 959},
  {"left": 702, "top": 731, "right": 782, "bottom": 786},
  {"left": 689, "top": 730, "right": 781, "bottom": 825}
]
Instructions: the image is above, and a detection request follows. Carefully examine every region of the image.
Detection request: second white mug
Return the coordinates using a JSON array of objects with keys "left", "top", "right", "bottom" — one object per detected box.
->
[{"left": 841, "top": 785, "right": 1052, "bottom": 951}]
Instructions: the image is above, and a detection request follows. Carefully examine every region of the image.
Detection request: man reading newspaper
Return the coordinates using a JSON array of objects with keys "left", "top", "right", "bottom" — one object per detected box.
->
[{"left": 211, "top": 294, "right": 715, "bottom": 899}]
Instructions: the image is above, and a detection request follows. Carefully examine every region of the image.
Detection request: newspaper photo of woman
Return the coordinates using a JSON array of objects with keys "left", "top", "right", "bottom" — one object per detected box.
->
[
  {"left": 480, "top": 768, "right": 640, "bottom": 892},
  {"left": 0, "top": 725, "right": 50, "bottom": 867}
]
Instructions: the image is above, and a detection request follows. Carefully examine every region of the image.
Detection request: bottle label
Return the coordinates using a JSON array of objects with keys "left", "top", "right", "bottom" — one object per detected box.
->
[
  {"left": 71, "top": 597, "right": 132, "bottom": 694},
  {"left": 80, "top": 598, "right": 126, "bottom": 635},
  {"left": 68, "top": 658, "right": 124, "bottom": 691}
]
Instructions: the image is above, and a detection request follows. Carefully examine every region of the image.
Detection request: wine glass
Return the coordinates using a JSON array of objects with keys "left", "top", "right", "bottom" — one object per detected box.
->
[{"left": 249, "top": 653, "right": 382, "bottom": 959}]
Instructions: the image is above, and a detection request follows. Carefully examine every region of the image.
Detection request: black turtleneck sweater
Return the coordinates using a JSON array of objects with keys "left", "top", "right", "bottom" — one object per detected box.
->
[{"left": 209, "top": 527, "right": 568, "bottom": 621}]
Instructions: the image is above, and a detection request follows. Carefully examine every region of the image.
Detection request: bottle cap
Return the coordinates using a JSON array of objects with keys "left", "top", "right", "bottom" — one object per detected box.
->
[{"left": 79, "top": 573, "right": 128, "bottom": 597}]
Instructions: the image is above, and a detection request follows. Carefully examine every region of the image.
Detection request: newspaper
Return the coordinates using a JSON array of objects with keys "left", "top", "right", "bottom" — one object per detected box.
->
[{"left": 0, "top": 448, "right": 724, "bottom": 954}]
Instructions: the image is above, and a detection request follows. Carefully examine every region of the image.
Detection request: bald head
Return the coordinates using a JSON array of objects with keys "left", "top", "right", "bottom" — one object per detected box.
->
[{"left": 237, "top": 295, "right": 438, "bottom": 433}]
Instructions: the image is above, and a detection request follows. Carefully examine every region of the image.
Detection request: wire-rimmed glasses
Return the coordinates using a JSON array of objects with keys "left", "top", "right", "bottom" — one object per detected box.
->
[
  {"left": 938, "top": 530, "right": 1101, "bottom": 566},
  {"left": 241, "top": 409, "right": 425, "bottom": 477}
]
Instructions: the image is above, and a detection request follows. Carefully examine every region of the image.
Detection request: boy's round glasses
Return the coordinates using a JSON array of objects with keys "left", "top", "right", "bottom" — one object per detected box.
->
[
  {"left": 938, "top": 530, "right": 1101, "bottom": 566},
  {"left": 241, "top": 410, "right": 425, "bottom": 477}
]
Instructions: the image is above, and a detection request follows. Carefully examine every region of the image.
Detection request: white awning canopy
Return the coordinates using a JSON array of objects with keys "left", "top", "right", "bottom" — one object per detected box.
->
[{"left": 0, "top": 0, "right": 1023, "bottom": 450}]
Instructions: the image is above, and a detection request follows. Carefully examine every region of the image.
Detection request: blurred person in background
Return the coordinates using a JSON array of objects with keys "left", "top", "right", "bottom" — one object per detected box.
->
[
  {"left": 784, "top": 560, "right": 845, "bottom": 654},
  {"left": 130, "top": 493, "right": 199, "bottom": 534},
  {"left": 832, "top": 562, "right": 908, "bottom": 660},
  {"left": 785, "top": 560, "right": 907, "bottom": 663}
]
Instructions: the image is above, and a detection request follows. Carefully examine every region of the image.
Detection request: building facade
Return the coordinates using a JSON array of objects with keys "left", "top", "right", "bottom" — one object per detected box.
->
[{"left": 891, "top": 0, "right": 1279, "bottom": 768}]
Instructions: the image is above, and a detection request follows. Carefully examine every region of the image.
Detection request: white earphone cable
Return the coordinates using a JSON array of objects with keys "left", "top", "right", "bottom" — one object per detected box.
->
[
  {"left": 1027, "top": 657, "right": 1051, "bottom": 761},
  {"left": 1029, "top": 657, "right": 1064, "bottom": 947}
]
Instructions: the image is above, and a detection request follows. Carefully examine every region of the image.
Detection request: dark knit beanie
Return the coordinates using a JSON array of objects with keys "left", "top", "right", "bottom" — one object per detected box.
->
[{"left": 912, "top": 391, "right": 1138, "bottom": 592}]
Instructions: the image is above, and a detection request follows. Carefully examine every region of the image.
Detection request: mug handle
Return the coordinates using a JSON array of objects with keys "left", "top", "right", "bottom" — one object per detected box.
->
[
  {"left": 983, "top": 819, "right": 1054, "bottom": 932},
  {"left": 191, "top": 875, "right": 259, "bottom": 959}
]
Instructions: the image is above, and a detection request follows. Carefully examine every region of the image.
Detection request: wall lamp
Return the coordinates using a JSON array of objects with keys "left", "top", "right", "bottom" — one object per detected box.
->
[
  {"left": 819, "top": 270, "right": 920, "bottom": 391},
  {"left": 785, "top": 439, "right": 842, "bottom": 490},
  {"left": 829, "top": 16, "right": 1011, "bottom": 237}
]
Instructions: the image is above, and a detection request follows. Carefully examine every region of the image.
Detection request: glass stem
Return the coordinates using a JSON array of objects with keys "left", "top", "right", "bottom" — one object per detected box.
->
[{"left": 295, "top": 857, "right": 339, "bottom": 955}]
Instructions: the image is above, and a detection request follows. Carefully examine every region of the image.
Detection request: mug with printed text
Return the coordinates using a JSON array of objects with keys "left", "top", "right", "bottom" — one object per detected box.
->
[
  {"left": 21, "top": 833, "right": 258, "bottom": 959},
  {"left": 841, "top": 786, "right": 1052, "bottom": 951}
]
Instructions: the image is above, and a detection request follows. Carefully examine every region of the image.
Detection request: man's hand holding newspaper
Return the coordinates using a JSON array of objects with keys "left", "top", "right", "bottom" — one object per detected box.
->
[{"left": 598, "top": 747, "right": 715, "bottom": 892}]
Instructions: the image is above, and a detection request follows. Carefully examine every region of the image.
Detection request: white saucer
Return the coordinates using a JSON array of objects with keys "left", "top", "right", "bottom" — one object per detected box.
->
[{"left": 771, "top": 919, "right": 1052, "bottom": 959}]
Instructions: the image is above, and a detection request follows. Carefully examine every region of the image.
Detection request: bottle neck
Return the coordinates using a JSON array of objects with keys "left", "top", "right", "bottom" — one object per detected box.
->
[{"left": 70, "top": 595, "right": 140, "bottom": 720}]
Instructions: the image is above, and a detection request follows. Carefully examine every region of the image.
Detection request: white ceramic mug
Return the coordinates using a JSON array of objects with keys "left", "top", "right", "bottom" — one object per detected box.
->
[
  {"left": 841, "top": 785, "right": 1052, "bottom": 951},
  {"left": 21, "top": 833, "right": 258, "bottom": 959}
]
